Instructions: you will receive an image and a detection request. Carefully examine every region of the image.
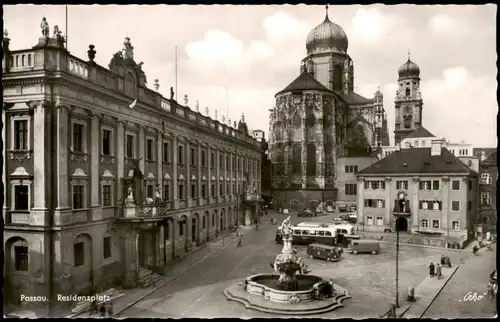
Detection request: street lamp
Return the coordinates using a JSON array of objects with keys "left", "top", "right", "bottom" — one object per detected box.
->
[{"left": 394, "top": 190, "right": 407, "bottom": 308}]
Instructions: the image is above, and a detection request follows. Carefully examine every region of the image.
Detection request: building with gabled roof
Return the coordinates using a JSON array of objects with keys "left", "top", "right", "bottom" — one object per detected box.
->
[
  {"left": 474, "top": 148, "right": 497, "bottom": 238},
  {"left": 356, "top": 139, "right": 478, "bottom": 248}
]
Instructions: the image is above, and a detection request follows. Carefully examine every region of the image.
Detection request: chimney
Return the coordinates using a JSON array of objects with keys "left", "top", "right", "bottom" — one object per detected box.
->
[
  {"left": 431, "top": 139, "right": 443, "bottom": 156},
  {"left": 153, "top": 79, "right": 159, "bottom": 91}
]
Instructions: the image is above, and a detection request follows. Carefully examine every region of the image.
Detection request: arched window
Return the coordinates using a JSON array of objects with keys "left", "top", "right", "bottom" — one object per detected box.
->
[
  {"left": 306, "top": 143, "right": 316, "bottom": 176},
  {"left": 405, "top": 88, "right": 411, "bottom": 96},
  {"left": 293, "top": 113, "right": 301, "bottom": 129},
  {"left": 333, "top": 65, "right": 343, "bottom": 92},
  {"left": 482, "top": 216, "right": 489, "bottom": 224}
]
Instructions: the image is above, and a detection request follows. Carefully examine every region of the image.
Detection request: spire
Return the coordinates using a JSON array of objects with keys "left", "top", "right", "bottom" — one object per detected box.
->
[
  {"left": 325, "top": 4, "right": 329, "bottom": 21},
  {"left": 408, "top": 49, "right": 411, "bottom": 61}
]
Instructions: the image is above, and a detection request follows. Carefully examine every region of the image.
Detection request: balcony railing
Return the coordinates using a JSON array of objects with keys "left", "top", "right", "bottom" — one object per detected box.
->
[{"left": 135, "top": 199, "right": 172, "bottom": 217}]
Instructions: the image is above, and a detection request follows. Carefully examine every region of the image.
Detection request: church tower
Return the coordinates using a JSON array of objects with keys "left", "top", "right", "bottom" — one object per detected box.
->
[{"left": 394, "top": 53, "right": 423, "bottom": 145}]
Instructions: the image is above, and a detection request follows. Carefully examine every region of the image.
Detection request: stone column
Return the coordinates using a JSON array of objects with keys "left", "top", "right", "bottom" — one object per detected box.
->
[
  {"left": 186, "top": 140, "right": 191, "bottom": 199},
  {"left": 138, "top": 126, "right": 145, "bottom": 174},
  {"left": 197, "top": 144, "right": 202, "bottom": 203},
  {"left": 442, "top": 176, "right": 450, "bottom": 234},
  {"left": 316, "top": 122, "right": 325, "bottom": 188},
  {"left": 90, "top": 114, "right": 101, "bottom": 210},
  {"left": 357, "top": 177, "right": 365, "bottom": 229},
  {"left": 117, "top": 121, "right": 125, "bottom": 205},
  {"left": 412, "top": 177, "right": 420, "bottom": 231},
  {"left": 31, "top": 100, "right": 50, "bottom": 226},
  {"left": 384, "top": 177, "right": 392, "bottom": 229},
  {"left": 56, "top": 105, "right": 70, "bottom": 210},
  {"left": 172, "top": 136, "right": 178, "bottom": 208},
  {"left": 157, "top": 131, "right": 163, "bottom": 197}
]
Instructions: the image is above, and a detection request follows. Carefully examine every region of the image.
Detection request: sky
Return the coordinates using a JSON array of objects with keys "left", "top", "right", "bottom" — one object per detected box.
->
[{"left": 3, "top": 4, "right": 498, "bottom": 147}]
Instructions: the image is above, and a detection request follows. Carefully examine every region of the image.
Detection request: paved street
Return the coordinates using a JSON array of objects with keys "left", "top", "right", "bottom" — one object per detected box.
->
[
  {"left": 117, "top": 210, "right": 481, "bottom": 318},
  {"left": 423, "top": 242, "right": 497, "bottom": 318}
]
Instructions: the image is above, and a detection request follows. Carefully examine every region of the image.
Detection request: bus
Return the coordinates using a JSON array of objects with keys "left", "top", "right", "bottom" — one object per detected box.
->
[{"left": 289, "top": 223, "right": 360, "bottom": 246}]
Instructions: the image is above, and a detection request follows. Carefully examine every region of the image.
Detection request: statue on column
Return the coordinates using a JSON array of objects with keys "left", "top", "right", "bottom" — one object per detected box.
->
[
  {"left": 40, "top": 17, "right": 50, "bottom": 37},
  {"left": 195, "top": 100, "right": 199, "bottom": 112}
]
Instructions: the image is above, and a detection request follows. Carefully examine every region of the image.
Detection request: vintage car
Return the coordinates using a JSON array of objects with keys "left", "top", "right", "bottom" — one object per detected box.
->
[
  {"left": 298, "top": 209, "right": 316, "bottom": 217},
  {"left": 306, "top": 243, "right": 343, "bottom": 262}
]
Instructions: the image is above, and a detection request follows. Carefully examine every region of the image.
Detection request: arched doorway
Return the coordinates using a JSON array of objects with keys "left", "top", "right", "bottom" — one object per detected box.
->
[
  {"left": 4, "top": 237, "right": 29, "bottom": 304},
  {"left": 324, "top": 200, "right": 334, "bottom": 212},
  {"left": 192, "top": 213, "right": 200, "bottom": 246},
  {"left": 396, "top": 217, "right": 408, "bottom": 232},
  {"left": 220, "top": 209, "right": 225, "bottom": 232},
  {"left": 290, "top": 199, "right": 300, "bottom": 211},
  {"left": 73, "top": 233, "right": 94, "bottom": 294},
  {"left": 228, "top": 208, "right": 233, "bottom": 227},
  {"left": 165, "top": 217, "right": 175, "bottom": 260},
  {"left": 309, "top": 199, "right": 319, "bottom": 211},
  {"left": 213, "top": 210, "right": 219, "bottom": 237}
]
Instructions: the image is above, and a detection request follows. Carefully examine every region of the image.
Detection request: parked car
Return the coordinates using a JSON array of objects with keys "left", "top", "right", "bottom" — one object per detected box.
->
[
  {"left": 347, "top": 240, "right": 380, "bottom": 255},
  {"left": 307, "top": 243, "right": 343, "bottom": 262},
  {"left": 298, "top": 209, "right": 316, "bottom": 217},
  {"left": 333, "top": 218, "right": 344, "bottom": 225}
]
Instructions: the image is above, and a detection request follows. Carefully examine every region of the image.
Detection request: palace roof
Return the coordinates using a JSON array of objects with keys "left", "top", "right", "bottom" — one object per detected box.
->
[
  {"left": 340, "top": 92, "right": 374, "bottom": 105},
  {"left": 357, "top": 147, "right": 475, "bottom": 175},
  {"left": 405, "top": 126, "right": 435, "bottom": 139}
]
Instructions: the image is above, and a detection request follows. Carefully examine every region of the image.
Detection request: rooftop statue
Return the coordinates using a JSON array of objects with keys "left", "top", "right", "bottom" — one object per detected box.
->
[
  {"left": 40, "top": 17, "right": 49, "bottom": 37},
  {"left": 170, "top": 87, "right": 175, "bottom": 100},
  {"left": 4, "top": 29, "right": 9, "bottom": 38},
  {"left": 195, "top": 100, "right": 199, "bottom": 112},
  {"left": 122, "top": 37, "right": 134, "bottom": 60}
]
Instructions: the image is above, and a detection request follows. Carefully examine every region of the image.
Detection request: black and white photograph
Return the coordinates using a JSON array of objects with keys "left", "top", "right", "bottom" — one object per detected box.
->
[{"left": 1, "top": 3, "right": 497, "bottom": 319}]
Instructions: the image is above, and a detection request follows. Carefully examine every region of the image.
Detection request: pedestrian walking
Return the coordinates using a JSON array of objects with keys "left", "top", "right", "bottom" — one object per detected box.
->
[
  {"left": 237, "top": 235, "right": 243, "bottom": 247},
  {"left": 436, "top": 263, "right": 442, "bottom": 280},
  {"left": 99, "top": 304, "right": 106, "bottom": 318},
  {"left": 429, "top": 262, "right": 435, "bottom": 278}
]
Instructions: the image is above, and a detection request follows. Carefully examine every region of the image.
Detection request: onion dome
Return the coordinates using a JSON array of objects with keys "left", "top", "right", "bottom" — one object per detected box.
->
[
  {"left": 305, "top": 6, "right": 348, "bottom": 55},
  {"left": 398, "top": 53, "right": 420, "bottom": 78}
]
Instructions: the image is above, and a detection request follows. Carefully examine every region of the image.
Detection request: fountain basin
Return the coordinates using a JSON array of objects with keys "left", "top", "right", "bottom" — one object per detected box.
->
[
  {"left": 246, "top": 274, "right": 323, "bottom": 303},
  {"left": 224, "top": 274, "right": 351, "bottom": 315}
]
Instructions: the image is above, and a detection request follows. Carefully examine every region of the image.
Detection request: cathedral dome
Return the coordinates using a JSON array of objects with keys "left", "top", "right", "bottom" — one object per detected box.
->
[
  {"left": 398, "top": 57, "right": 420, "bottom": 78},
  {"left": 305, "top": 9, "right": 348, "bottom": 55}
]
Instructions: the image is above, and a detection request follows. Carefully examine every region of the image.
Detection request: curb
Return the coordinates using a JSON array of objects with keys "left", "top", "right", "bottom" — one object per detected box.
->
[
  {"left": 374, "top": 240, "right": 468, "bottom": 253},
  {"left": 113, "top": 223, "right": 274, "bottom": 317}
]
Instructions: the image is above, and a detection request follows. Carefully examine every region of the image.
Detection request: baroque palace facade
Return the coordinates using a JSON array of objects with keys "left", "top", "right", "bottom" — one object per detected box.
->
[
  {"left": 2, "top": 27, "right": 262, "bottom": 313},
  {"left": 268, "top": 7, "right": 389, "bottom": 210}
]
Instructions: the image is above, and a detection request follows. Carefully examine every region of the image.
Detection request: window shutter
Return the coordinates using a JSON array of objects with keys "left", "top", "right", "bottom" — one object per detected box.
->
[
  {"left": 394, "top": 199, "right": 398, "bottom": 210},
  {"left": 419, "top": 181, "right": 424, "bottom": 190},
  {"left": 405, "top": 200, "right": 410, "bottom": 212},
  {"left": 364, "top": 181, "right": 368, "bottom": 189},
  {"left": 439, "top": 201, "right": 443, "bottom": 211},
  {"left": 419, "top": 201, "right": 423, "bottom": 209},
  {"left": 381, "top": 181, "right": 385, "bottom": 189},
  {"left": 345, "top": 166, "right": 349, "bottom": 173}
]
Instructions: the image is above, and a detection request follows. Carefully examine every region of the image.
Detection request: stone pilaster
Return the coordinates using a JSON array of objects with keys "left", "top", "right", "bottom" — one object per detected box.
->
[
  {"left": 172, "top": 135, "right": 178, "bottom": 208},
  {"left": 384, "top": 177, "right": 392, "bottom": 227},
  {"left": 158, "top": 225, "right": 164, "bottom": 267},
  {"left": 2, "top": 108, "right": 7, "bottom": 212},
  {"left": 117, "top": 121, "right": 125, "bottom": 205},
  {"left": 90, "top": 114, "right": 100, "bottom": 206},
  {"left": 442, "top": 176, "right": 450, "bottom": 233},
  {"left": 197, "top": 144, "right": 202, "bottom": 202},
  {"left": 216, "top": 148, "right": 220, "bottom": 197},
  {"left": 235, "top": 154, "right": 239, "bottom": 194},
  {"left": 31, "top": 100, "right": 50, "bottom": 226},
  {"left": 222, "top": 150, "right": 226, "bottom": 196},
  {"left": 207, "top": 145, "right": 212, "bottom": 197},
  {"left": 186, "top": 140, "right": 191, "bottom": 198},
  {"left": 56, "top": 105, "right": 70, "bottom": 209},
  {"left": 157, "top": 131, "right": 163, "bottom": 197},
  {"left": 412, "top": 177, "right": 420, "bottom": 230},
  {"left": 357, "top": 177, "right": 365, "bottom": 227},
  {"left": 138, "top": 126, "right": 145, "bottom": 174}
]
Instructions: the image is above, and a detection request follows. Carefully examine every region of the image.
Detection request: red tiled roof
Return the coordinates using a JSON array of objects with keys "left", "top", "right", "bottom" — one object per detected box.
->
[{"left": 276, "top": 72, "right": 331, "bottom": 96}]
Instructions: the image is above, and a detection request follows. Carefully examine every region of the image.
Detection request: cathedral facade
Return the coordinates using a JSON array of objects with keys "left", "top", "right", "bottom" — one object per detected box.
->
[{"left": 269, "top": 8, "right": 389, "bottom": 211}]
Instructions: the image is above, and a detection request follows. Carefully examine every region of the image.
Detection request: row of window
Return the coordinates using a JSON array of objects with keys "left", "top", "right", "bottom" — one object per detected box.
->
[
  {"left": 345, "top": 165, "right": 358, "bottom": 174},
  {"left": 364, "top": 216, "right": 461, "bottom": 231},
  {"left": 345, "top": 183, "right": 357, "bottom": 196},
  {"left": 480, "top": 173, "right": 493, "bottom": 185},
  {"left": 364, "top": 179, "right": 466, "bottom": 191},
  {"left": 364, "top": 199, "right": 385, "bottom": 208},
  {"left": 11, "top": 119, "right": 257, "bottom": 171}
]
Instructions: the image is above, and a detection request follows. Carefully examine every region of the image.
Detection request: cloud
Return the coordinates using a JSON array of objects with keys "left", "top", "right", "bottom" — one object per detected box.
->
[
  {"left": 263, "top": 11, "right": 309, "bottom": 40},
  {"left": 351, "top": 8, "right": 384, "bottom": 41},
  {"left": 185, "top": 30, "right": 244, "bottom": 68},
  {"left": 427, "top": 14, "right": 462, "bottom": 36},
  {"left": 248, "top": 41, "right": 275, "bottom": 59}
]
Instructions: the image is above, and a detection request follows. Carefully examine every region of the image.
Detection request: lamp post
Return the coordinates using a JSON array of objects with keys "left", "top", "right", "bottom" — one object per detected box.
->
[{"left": 394, "top": 190, "right": 407, "bottom": 308}]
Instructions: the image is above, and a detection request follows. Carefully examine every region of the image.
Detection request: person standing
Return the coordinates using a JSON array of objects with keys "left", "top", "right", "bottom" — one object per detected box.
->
[
  {"left": 436, "top": 263, "right": 442, "bottom": 280},
  {"left": 429, "top": 262, "right": 435, "bottom": 278}
]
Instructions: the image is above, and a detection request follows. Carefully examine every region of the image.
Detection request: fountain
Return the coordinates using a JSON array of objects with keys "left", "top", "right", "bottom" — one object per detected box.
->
[{"left": 224, "top": 216, "right": 351, "bottom": 315}]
